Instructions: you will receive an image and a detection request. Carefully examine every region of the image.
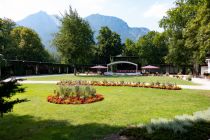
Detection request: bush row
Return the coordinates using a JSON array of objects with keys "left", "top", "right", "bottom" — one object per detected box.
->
[{"left": 57, "top": 80, "right": 181, "bottom": 90}]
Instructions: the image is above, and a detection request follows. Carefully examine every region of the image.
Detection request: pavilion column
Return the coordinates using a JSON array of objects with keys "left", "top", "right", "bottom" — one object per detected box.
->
[
  {"left": 207, "top": 59, "right": 210, "bottom": 73},
  {"left": 35, "top": 65, "right": 39, "bottom": 75},
  {"left": 66, "top": 67, "right": 69, "bottom": 74},
  {"left": 136, "top": 65, "right": 138, "bottom": 73},
  {"left": 59, "top": 66, "right": 61, "bottom": 74}
]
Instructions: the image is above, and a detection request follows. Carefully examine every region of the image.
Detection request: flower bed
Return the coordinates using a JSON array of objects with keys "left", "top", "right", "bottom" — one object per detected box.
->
[
  {"left": 57, "top": 80, "right": 181, "bottom": 90},
  {"left": 47, "top": 85, "right": 104, "bottom": 104},
  {"left": 47, "top": 94, "right": 104, "bottom": 104}
]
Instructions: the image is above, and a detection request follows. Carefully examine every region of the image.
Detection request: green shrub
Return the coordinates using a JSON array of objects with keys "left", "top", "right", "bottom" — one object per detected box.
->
[
  {"left": 186, "top": 75, "right": 192, "bottom": 81},
  {"left": 55, "top": 85, "right": 97, "bottom": 98},
  {"left": 155, "top": 81, "right": 160, "bottom": 86},
  {"left": 102, "top": 79, "right": 108, "bottom": 84},
  {"left": 120, "top": 80, "right": 124, "bottom": 85}
]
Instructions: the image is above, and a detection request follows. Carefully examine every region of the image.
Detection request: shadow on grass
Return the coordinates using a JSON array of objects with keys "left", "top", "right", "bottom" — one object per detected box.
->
[
  {"left": 120, "top": 119, "right": 210, "bottom": 140},
  {"left": 0, "top": 114, "right": 122, "bottom": 140},
  {"left": 1, "top": 114, "right": 210, "bottom": 140}
]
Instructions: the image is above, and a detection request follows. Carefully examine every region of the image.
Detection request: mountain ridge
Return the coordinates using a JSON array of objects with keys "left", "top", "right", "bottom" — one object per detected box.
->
[
  {"left": 85, "top": 14, "right": 149, "bottom": 42},
  {"left": 17, "top": 11, "right": 59, "bottom": 52},
  {"left": 17, "top": 11, "right": 150, "bottom": 52}
]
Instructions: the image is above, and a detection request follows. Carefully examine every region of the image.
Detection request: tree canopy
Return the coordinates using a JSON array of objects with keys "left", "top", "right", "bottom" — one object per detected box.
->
[
  {"left": 0, "top": 18, "right": 17, "bottom": 59},
  {"left": 184, "top": 0, "right": 210, "bottom": 64},
  {"left": 53, "top": 7, "right": 94, "bottom": 67},
  {"left": 11, "top": 26, "right": 51, "bottom": 61},
  {"left": 97, "top": 26, "right": 122, "bottom": 63},
  {"left": 123, "top": 38, "right": 137, "bottom": 56},
  {"left": 160, "top": 0, "right": 208, "bottom": 66},
  {"left": 136, "top": 31, "right": 168, "bottom": 65},
  {"left": 0, "top": 18, "right": 52, "bottom": 62}
]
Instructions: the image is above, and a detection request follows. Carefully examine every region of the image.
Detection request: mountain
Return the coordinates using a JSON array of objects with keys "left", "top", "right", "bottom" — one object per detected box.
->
[
  {"left": 85, "top": 14, "right": 149, "bottom": 42},
  {"left": 17, "top": 11, "right": 58, "bottom": 52},
  {"left": 17, "top": 11, "right": 149, "bottom": 52}
]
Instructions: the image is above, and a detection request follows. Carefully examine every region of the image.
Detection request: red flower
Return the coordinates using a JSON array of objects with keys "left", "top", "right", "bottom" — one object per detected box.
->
[{"left": 47, "top": 93, "right": 104, "bottom": 104}]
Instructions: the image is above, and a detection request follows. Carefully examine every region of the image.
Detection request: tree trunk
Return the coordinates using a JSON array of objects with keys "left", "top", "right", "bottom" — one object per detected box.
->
[{"left": 193, "top": 63, "right": 199, "bottom": 76}]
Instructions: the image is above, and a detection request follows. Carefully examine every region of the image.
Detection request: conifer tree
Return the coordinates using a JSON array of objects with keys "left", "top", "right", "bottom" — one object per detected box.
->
[{"left": 0, "top": 55, "right": 26, "bottom": 117}]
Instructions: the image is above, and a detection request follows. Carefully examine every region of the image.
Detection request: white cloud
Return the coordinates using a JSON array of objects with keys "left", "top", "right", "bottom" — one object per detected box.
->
[{"left": 143, "top": 2, "right": 173, "bottom": 18}]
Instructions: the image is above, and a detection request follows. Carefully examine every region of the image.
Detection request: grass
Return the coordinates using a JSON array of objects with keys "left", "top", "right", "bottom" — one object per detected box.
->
[
  {"left": 0, "top": 84, "right": 210, "bottom": 140},
  {"left": 26, "top": 74, "right": 195, "bottom": 85}
]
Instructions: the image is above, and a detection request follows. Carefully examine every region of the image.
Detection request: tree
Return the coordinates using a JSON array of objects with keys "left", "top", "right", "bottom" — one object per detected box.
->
[
  {"left": 0, "top": 55, "right": 26, "bottom": 117},
  {"left": 11, "top": 26, "right": 51, "bottom": 61},
  {"left": 0, "top": 79, "right": 27, "bottom": 117},
  {"left": 97, "top": 26, "right": 122, "bottom": 63},
  {"left": 136, "top": 31, "right": 168, "bottom": 65},
  {"left": 159, "top": 0, "right": 204, "bottom": 66},
  {"left": 123, "top": 38, "right": 137, "bottom": 56},
  {"left": 184, "top": 0, "right": 210, "bottom": 65},
  {"left": 0, "top": 18, "right": 52, "bottom": 62},
  {"left": 53, "top": 6, "right": 94, "bottom": 75},
  {"left": 0, "top": 18, "right": 17, "bottom": 59}
]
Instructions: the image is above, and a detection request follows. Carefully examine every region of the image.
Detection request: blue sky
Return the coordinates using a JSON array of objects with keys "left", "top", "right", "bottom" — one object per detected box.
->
[{"left": 0, "top": 0, "right": 175, "bottom": 31}]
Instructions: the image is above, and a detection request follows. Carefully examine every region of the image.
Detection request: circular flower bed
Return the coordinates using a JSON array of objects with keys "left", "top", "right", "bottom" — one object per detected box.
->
[
  {"left": 47, "top": 85, "right": 104, "bottom": 104},
  {"left": 47, "top": 94, "right": 104, "bottom": 104}
]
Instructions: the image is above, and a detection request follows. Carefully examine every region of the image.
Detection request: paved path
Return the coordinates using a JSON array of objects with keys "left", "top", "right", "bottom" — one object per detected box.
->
[
  {"left": 20, "top": 80, "right": 59, "bottom": 84},
  {"left": 17, "top": 77, "right": 210, "bottom": 90},
  {"left": 180, "top": 78, "right": 210, "bottom": 90}
]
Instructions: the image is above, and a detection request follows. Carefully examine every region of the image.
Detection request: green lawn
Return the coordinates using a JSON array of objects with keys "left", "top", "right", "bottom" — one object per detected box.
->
[
  {"left": 26, "top": 74, "right": 195, "bottom": 85},
  {"left": 0, "top": 84, "right": 209, "bottom": 140}
]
